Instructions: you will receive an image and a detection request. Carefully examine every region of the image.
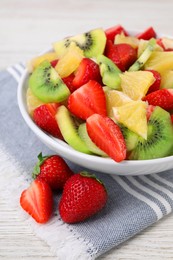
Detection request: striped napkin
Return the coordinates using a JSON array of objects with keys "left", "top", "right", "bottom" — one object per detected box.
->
[{"left": 0, "top": 64, "right": 173, "bottom": 260}]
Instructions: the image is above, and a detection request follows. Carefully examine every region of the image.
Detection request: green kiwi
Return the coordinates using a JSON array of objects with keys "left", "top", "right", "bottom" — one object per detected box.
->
[
  {"left": 128, "top": 38, "right": 156, "bottom": 71},
  {"left": 29, "top": 60, "right": 70, "bottom": 103},
  {"left": 53, "top": 28, "right": 106, "bottom": 58},
  {"left": 78, "top": 123, "right": 107, "bottom": 156},
  {"left": 129, "top": 106, "right": 173, "bottom": 160},
  {"left": 55, "top": 106, "right": 92, "bottom": 154},
  {"left": 97, "top": 54, "right": 121, "bottom": 89},
  {"left": 119, "top": 124, "right": 139, "bottom": 152}
]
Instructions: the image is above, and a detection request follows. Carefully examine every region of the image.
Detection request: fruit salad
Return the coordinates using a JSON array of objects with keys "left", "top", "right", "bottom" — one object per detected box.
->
[{"left": 27, "top": 25, "right": 173, "bottom": 162}]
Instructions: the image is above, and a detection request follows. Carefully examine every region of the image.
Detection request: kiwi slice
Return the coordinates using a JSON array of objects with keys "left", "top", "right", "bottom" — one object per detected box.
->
[
  {"left": 128, "top": 38, "right": 156, "bottom": 71},
  {"left": 55, "top": 105, "right": 92, "bottom": 154},
  {"left": 29, "top": 60, "right": 70, "bottom": 103},
  {"left": 97, "top": 54, "right": 121, "bottom": 89},
  {"left": 53, "top": 28, "right": 106, "bottom": 58},
  {"left": 78, "top": 123, "right": 107, "bottom": 156},
  {"left": 129, "top": 106, "right": 173, "bottom": 160},
  {"left": 119, "top": 124, "right": 139, "bottom": 152}
]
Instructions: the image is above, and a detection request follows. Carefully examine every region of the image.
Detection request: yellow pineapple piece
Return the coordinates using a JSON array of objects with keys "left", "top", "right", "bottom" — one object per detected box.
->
[
  {"left": 161, "top": 70, "right": 173, "bottom": 89},
  {"left": 144, "top": 51, "right": 173, "bottom": 74},
  {"left": 120, "top": 71, "right": 155, "bottom": 100},
  {"left": 114, "top": 32, "right": 139, "bottom": 48},
  {"left": 27, "top": 52, "right": 58, "bottom": 72},
  {"left": 113, "top": 100, "right": 148, "bottom": 139},
  {"left": 137, "top": 39, "right": 163, "bottom": 57},
  {"left": 103, "top": 87, "right": 132, "bottom": 117},
  {"left": 26, "top": 87, "right": 44, "bottom": 116},
  {"left": 161, "top": 37, "right": 173, "bottom": 49},
  {"left": 55, "top": 42, "right": 84, "bottom": 78}
]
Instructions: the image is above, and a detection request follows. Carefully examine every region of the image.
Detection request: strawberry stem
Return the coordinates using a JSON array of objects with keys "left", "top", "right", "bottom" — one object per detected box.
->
[
  {"left": 80, "top": 171, "right": 105, "bottom": 186},
  {"left": 32, "top": 152, "right": 50, "bottom": 179}
]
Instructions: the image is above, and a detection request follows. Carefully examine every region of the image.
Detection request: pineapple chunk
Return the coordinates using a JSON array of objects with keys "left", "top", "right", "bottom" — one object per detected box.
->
[
  {"left": 144, "top": 51, "right": 173, "bottom": 74},
  {"left": 138, "top": 39, "right": 163, "bottom": 57},
  {"left": 27, "top": 52, "right": 58, "bottom": 72},
  {"left": 114, "top": 32, "right": 139, "bottom": 48},
  {"left": 55, "top": 42, "right": 84, "bottom": 78},
  {"left": 161, "top": 70, "right": 173, "bottom": 89}
]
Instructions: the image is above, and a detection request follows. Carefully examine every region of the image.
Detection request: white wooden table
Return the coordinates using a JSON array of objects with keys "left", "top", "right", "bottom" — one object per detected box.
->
[{"left": 1, "top": 0, "right": 173, "bottom": 259}]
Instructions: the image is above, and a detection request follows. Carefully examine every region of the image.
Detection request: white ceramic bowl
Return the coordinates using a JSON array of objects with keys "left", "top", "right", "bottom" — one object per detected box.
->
[{"left": 17, "top": 37, "right": 173, "bottom": 176}]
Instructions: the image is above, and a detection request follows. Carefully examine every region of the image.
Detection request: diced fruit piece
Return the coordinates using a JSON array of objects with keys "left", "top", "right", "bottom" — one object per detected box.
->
[
  {"left": 103, "top": 88, "right": 132, "bottom": 117},
  {"left": 97, "top": 54, "right": 121, "bottom": 89},
  {"left": 33, "top": 103, "right": 62, "bottom": 138},
  {"left": 86, "top": 114, "right": 126, "bottom": 162},
  {"left": 105, "top": 41, "right": 137, "bottom": 71},
  {"left": 143, "top": 89, "right": 173, "bottom": 111},
  {"left": 136, "top": 27, "right": 157, "bottom": 40},
  {"left": 68, "top": 80, "right": 107, "bottom": 120},
  {"left": 114, "top": 33, "right": 139, "bottom": 48},
  {"left": 113, "top": 101, "right": 148, "bottom": 139},
  {"left": 26, "top": 87, "right": 44, "bottom": 116},
  {"left": 160, "top": 37, "right": 173, "bottom": 51},
  {"left": 161, "top": 70, "right": 173, "bottom": 89},
  {"left": 105, "top": 25, "right": 128, "bottom": 42},
  {"left": 119, "top": 124, "right": 139, "bottom": 152},
  {"left": 55, "top": 42, "right": 84, "bottom": 78},
  {"left": 137, "top": 39, "right": 163, "bottom": 57},
  {"left": 78, "top": 123, "right": 107, "bottom": 156},
  {"left": 20, "top": 179, "right": 53, "bottom": 224},
  {"left": 59, "top": 172, "right": 107, "bottom": 223},
  {"left": 53, "top": 28, "right": 106, "bottom": 58},
  {"left": 50, "top": 59, "right": 59, "bottom": 67},
  {"left": 32, "top": 153, "right": 74, "bottom": 190},
  {"left": 120, "top": 71, "right": 155, "bottom": 100},
  {"left": 146, "top": 70, "right": 161, "bottom": 94},
  {"left": 55, "top": 105, "right": 92, "bottom": 154},
  {"left": 73, "top": 58, "right": 102, "bottom": 88},
  {"left": 27, "top": 52, "right": 59, "bottom": 72},
  {"left": 62, "top": 73, "right": 76, "bottom": 93},
  {"left": 129, "top": 38, "right": 156, "bottom": 71},
  {"left": 29, "top": 61, "right": 70, "bottom": 103},
  {"left": 129, "top": 106, "right": 173, "bottom": 160}
]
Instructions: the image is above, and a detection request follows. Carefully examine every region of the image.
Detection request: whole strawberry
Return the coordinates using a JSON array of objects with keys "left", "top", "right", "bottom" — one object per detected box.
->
[
  {"left": 20, "top": 179, "right": 53, "bottom": 224},
  {"left": 59, "top": 172, "right": 107, "bottom": 223},
  {"left": 33, "top": 153, "right": 74, "bottom": 190}
]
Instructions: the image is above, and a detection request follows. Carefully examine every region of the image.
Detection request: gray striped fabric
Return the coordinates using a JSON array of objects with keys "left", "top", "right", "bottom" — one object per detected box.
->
[{"left": 1, "top": 65, "right": 173, "bottom": 259}]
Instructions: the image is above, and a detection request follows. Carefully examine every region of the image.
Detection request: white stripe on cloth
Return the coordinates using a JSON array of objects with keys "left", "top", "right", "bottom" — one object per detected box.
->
[
  {"left": 7, "top": 66, "right": 21, "bottom": 83},
  {"left": 127, "top": 176, "right": 172, "bottom": 215},
  {"left": 152, "top": 173, "right": 173, "bottom": 189},
  {"left": 14, "top": 63, "right": 25, "bottom": 75},
  {"left": 139, "top": 175, "right": 173, "bottom": 205},
  {"left": 112, "top": 175, "right": 163, "bottom": 220}
]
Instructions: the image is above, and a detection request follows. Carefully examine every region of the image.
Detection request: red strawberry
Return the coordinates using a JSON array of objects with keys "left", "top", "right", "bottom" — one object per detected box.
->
[
  {"left": 143, "top": 89, "right": 173, "bottom": 111},
  {"left": 136, "top": 27, "right": 156, "bottom": 40},
  {"left": 86, "top": 114, "right": 126, "bottom": 162},
  {"left": 146, "top": 70, "right": 161, "bottom": 94},
  {"left": 105, "top": 24, "right": 128, "bottom": 42},
  {"left": 72, "top": 58, "right": 102, "bottom": 88},
  {"left": 105, "top": 41, "right": 137, "bottom": 71},
  {"left": 68, "top": 80, "right": 107, "bottom": 120},
  {"left": 32, "top": 153, "right": 74, "bottom": 190},
  {"left": 156, "top": 38, "right": 173, "bottom": 51},
  {"left": 20, "top": 179, "right": 53, "bottom": 223},
  {"left": 33, "top": 103, "right": 62, "bottom": 138},
  {"left": 59, "top": 172, "right": 107, "bottom": 223},
  {"left": 62, "top": 73, "right": 76, "bottom": 93},
  {"left": 50, "top": 59, "right": 59, "bottom": 67},
  {"left": 146, "top": 105, "right": 155, "bottom": 121}
]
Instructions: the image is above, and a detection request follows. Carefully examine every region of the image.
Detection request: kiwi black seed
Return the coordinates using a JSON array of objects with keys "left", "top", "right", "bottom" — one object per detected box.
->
[
  {"left": 97, "top": 54, "right": 121, "bottom": 89},
  {"left": 29, "top": 60, "right": 70, "bottom": 103},
  {"left": 129, "top": 106, "right": 173, "bottom": 160},
  {"left": 53, "top": 28, "right": 106, "bottom": 58}
]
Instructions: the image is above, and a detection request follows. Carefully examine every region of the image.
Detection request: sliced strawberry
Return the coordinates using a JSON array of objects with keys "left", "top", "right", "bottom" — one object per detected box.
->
[
  {"left": 156, "top": 38, "right": 173, "bottom": 51},
  {"left": 143, "top": 89, "right": 173, "bottom": 111},
  {"left": 105, "top": 41, "right": 137, "bottom": 71},
  {"left": 136, "top": 27, "right": 156, "bottom": 40},
  {"left": 73, "top": 58, "right": 102, "bottom": 88},
  {"left": 105, "top": 25, "right": 128, "bottom": 42},
  {"left": 20, "top": 179, "right": 53, "bottom": 223},
  {"left": 146, "top": 70, "right": 161, "bottom": 94},
  {"left": 68, "top": 80, "right": 107, "bottom": 120},
  {"left": 33, "top": 103, "right": 63, "bottom": 138},
  {"left": 50, "top": 59, "right": 59, "bottom": 67},
  {"left": 86, "top": 114, "right": 126, "bottom": 162},
  {"left": 62, "top": 73, "right": 76, "bottom": 93},
  {"left": 146, "top": 105, "right": 155, "bottom": 121}
]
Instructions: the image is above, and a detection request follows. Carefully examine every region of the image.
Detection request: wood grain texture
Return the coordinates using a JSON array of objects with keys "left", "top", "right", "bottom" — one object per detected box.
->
[{"left": 1, "top": 0, "right": 173, "bottom": 259}]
